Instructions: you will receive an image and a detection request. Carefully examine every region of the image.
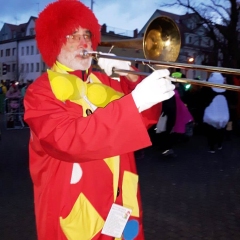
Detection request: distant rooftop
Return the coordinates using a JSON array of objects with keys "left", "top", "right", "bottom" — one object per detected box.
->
[{"left": 105, "top": 25, "right": 136, "bottom": 37}]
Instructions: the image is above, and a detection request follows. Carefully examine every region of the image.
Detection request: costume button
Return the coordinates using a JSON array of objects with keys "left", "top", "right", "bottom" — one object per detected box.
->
[
  {"left": 86, "top": 109, "right": 93, "bottom": 116},
  {"left": 117, "top": 187, "right": 120, "bottom": 197}
]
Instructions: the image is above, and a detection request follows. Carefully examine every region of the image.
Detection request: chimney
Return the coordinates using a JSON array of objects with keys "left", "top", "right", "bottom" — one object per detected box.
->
[
  {"left": 133, "top": 28, "right": 138, "bottom": 38},
  {"left": 101, "top": 24, "right": 107, "bottom": 34}
]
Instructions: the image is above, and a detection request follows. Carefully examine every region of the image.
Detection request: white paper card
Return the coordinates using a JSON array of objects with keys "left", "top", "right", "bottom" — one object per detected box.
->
[{"left": 101, "top": 203, "right": 132, "bottom": 238}]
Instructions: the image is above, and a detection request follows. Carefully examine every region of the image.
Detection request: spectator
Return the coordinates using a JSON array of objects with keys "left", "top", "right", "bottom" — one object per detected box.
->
[
  {"left": 21, "top": 80, "right": 32, "bottom": 97},
  {"left": 173, "top": 87, "right": 194, "bottom": 141},
  {"left": 17, "top": 79, "right": 25, "bottom": 90},
  {"left": 156, "top": 86, "right": 193, "bottom": 158},
  {"left": 6, "top": 83, "right": 21, "bottom": 98},
  {"left": 171, "top": 68, "right": 186, "bottom": 100},
  {"left": 158, "top": 94, "right": 177, "bottom": 157},
  {"left": 0, "top": 80, "right": 7, "bottom": 113},
  {"left": 5, "top": 83, "right": 22, "bottom": 128}
]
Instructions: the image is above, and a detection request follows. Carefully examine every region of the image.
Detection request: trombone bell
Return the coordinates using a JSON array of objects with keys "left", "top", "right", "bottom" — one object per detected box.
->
[
  {"left": 143, "top": 16, "right": 181, "bottom": 62},
  {"left": 99, "top": 16, "right": 181, "bottom": 62}
]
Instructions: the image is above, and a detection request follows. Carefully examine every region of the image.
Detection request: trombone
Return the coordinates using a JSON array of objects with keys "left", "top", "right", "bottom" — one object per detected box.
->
[{"left": 91, "top": 16, "right": 240, "bottom": 91}]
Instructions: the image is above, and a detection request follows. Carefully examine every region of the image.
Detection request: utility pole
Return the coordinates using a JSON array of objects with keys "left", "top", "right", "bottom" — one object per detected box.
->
[
  {"left": 91, "top": 0, "right": 94, "bottom": 11},
  {"left": 36, "top": 3, "right": 39, "bottom": 14},
  {"left": 14, "top": 16, "right": 19, "bottom": 25}
]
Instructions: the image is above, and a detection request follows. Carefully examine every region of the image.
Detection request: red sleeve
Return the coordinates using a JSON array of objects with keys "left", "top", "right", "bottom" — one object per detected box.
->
[
  {"left": 24, "top": 75, "right": 152, "bottom": 163},
  {"left": 141, "top": 103, "right": 162, "bottom": 129}
]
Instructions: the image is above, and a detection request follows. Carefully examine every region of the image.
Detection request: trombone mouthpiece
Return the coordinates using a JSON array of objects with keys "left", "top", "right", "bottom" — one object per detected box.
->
[
  {"left": 79, "top": 50, "right": 98, "bottom": 58},
  {"left": 79, "top": 50, "right": 89, "bottom": 58}
]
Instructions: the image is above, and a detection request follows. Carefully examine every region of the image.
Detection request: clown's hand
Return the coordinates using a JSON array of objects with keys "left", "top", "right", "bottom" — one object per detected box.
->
[
  {"left": 98, "top": 53, "right": 131, "bottom": 76},
  {"left": 132, "top": 69, "right": 175, "bottom": 112}
]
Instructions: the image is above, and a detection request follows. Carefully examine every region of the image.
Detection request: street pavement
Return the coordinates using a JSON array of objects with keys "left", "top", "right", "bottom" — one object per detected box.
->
[{"left": 1, "top": 114, "right": 240, "bottom": 240}]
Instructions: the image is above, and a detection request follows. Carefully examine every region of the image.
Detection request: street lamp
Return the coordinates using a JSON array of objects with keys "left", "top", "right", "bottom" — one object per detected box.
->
[{"left": 188, "top": 57, "right": 194, "bottom": 63}]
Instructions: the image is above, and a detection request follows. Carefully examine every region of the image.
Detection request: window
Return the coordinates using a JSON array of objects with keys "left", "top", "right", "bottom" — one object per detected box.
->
[
  {"left": 12, "top": 48, "right": 16, "bottom": 56},
  {"left": 26, "top": 46, "right": 29, "bottom": 55},
  {"left": 188, "top": 36, "right": 192, "bottom": 44},
  {"left": 31, "top": 46, "right": 34, "bottom": 55},
  {"left": 12, "top": 63, "right": 16, "bottom": 72},
  {"left": 188, "top": 21, "right": 196, "bottom": 30},
  {"left": 31, "top": 63, "right": 34, "bottom": 72},
  {"left": 0, "top": 50, "right": 3, "bottom": 57},
  {"left": 198, "top": 36, "right": 201, "bottom": 46},
  {"left": 21, "top": 47, "right": 24, "bottom": 56},
  {"left": 2, "top": 33, "right": 8, "bottom": 41},
  {"left": 26, "top": 63, "right": 29, "bottom": 72},
  {"left": 6, "top": 49, "right": 10, "bottom": 56},
  {"left": 6, "top": 64, "right": 10, "bottom": 73},
  {"left": 13, "top": 31, "right": 16, "bottom": 38},
  {"left": 36, "top": 62, "right": 39, "bottom": 72},
  {"left": 30, "top": 28, "right": 35, "bottom": 35},
  {"left": 203, "top": 37, "right": 211, "bottom": 46},
  {"left": 21, "top": 64, "right": 24, "bottom": 72}
]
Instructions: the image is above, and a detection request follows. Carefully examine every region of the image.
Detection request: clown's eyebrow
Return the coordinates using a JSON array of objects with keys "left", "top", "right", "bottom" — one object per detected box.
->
[{"left": 85, "top": 30, "right": 91, "bottom": 35}]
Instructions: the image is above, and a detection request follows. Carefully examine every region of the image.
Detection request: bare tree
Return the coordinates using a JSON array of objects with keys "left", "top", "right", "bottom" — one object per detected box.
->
[{"left": 159, "top": 0, "right": 240, "bottom": 68}]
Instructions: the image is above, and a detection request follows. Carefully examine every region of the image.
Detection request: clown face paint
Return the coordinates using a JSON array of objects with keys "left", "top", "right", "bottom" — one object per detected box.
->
[{"left": 57, "top": 27, "right": 93, "bottom": 70}]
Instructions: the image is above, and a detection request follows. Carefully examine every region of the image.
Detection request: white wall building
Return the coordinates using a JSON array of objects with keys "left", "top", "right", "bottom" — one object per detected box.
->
[
  {"left": 0, "top": 41, "right": 18, "bottom": 81},
  {"left": 18, "top": 38, "right": 44, "bottom": 83},
  {"left": 0, "top": 16, "right": 46, "bottom": 84}
]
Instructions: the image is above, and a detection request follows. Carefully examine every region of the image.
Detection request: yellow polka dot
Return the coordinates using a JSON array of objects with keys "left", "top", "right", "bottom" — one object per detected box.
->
[
  {"left": 51, "top": 76, "right": 74, "bottom": 101},
  {"left": 87, "top": 84, "right": 107, "bottom": 106}
]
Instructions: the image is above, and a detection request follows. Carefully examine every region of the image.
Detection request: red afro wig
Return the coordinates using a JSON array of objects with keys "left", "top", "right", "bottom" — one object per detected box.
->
[{"left": 35, "top": 0, "right": 101, "bottom": 67}]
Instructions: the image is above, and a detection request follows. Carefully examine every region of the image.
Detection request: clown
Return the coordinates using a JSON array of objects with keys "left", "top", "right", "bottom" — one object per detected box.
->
[{"left": 24, "top": 0, "right": 175, "bottom": 239}]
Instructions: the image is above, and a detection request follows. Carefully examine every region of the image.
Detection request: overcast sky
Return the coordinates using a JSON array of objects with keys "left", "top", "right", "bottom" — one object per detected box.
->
[{"left": 0, "top": 0, "right": 186, "bottom": 33}]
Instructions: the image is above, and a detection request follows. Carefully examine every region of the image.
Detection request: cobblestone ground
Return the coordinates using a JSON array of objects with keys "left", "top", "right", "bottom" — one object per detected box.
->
[
  {"left": 138, "top": 129, "right": 240, "bottom": 240},
  {"left": 0, "top": 121, "right": 36, "bottom": 240},
  {"left": 0, "top": 115, "right": 240, "bottom": 240}
]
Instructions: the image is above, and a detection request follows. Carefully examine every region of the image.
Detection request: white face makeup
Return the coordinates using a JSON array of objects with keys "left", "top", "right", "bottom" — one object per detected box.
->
[{"left": 57, "top": 27, "right": 93, "bottom": 70}]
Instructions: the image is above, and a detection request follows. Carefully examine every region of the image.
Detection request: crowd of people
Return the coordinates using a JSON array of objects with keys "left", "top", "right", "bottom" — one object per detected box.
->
[
  {"left": 0, "top": 80, "right": 32, "bottom": 108},
  {"left": 151, "top": 69, "right": 239, "bottom": 157},
  {"left": 0, "top": 80, "right": 32, "bottom": 128},
  {"left": 0, "top": 80, "right": 7, "bottom": 113}
]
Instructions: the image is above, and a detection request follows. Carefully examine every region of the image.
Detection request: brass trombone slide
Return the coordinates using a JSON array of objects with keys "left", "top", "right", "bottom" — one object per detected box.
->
[
  {"left": 113, "top": 68, "right": 240, "bottom": 91},
  {"left": 93, "top": 52, "right": 240, "bottom": 76},
  {"left": 83, "top": 51, "right": 240, "bottom": 91}
]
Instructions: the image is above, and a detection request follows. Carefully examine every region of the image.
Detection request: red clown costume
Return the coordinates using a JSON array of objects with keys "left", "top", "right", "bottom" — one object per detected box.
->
[{"left": 24, "top": 0, "right": 162, "bottom": 239}]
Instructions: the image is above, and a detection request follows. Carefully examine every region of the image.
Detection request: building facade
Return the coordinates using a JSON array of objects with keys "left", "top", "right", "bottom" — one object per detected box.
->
[
  {"left": 0, "top": 10, "right": 220, "bottom": 84},
  {"left": 0, "top": 16, "right": 45, "bottom": 85}
]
